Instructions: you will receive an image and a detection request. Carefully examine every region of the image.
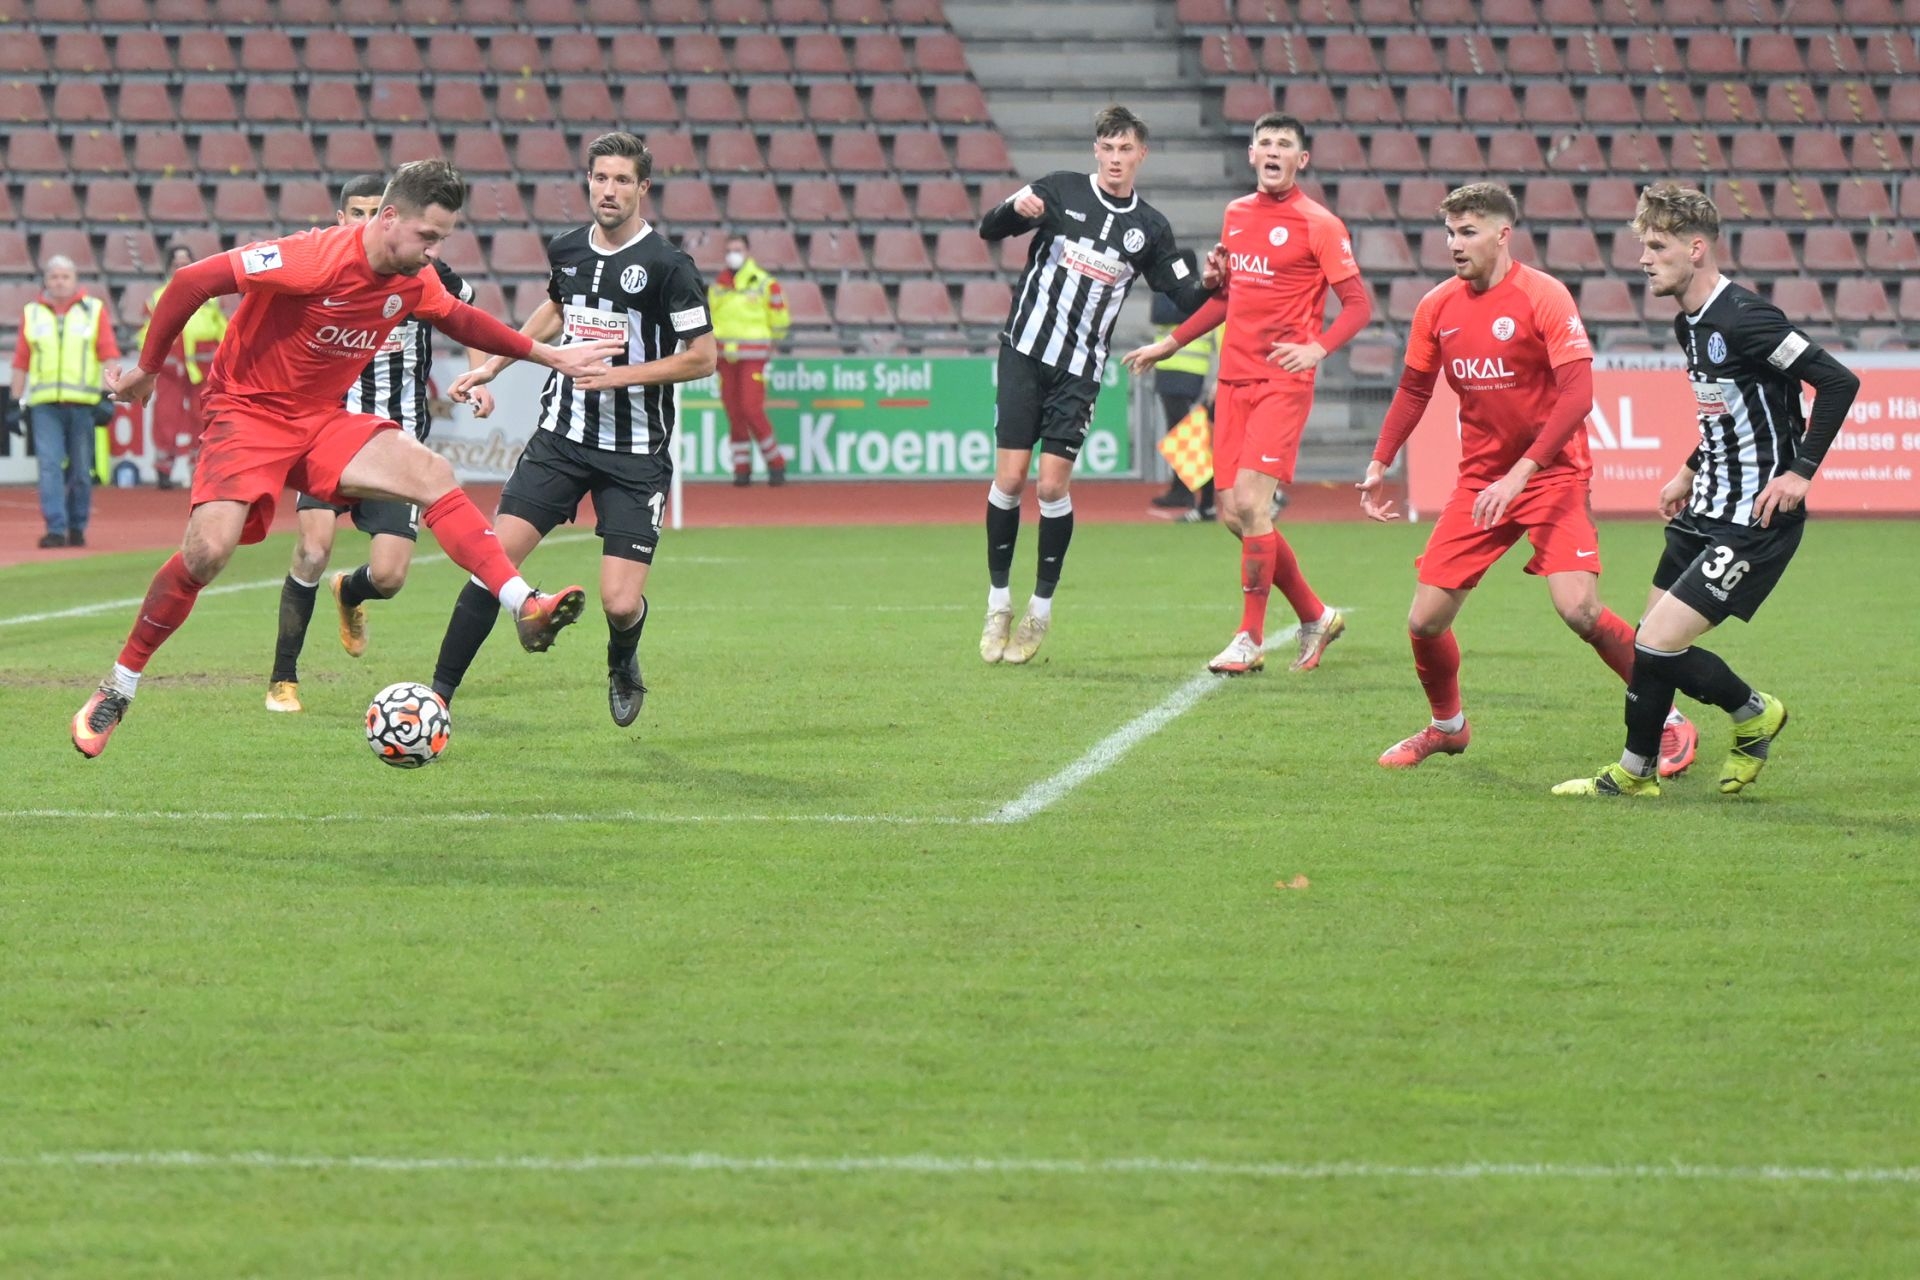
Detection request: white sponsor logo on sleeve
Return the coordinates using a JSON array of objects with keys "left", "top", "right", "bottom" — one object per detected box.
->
[
  {"left": 1172, "top": 259, "right": 1190, "bottom": 279},
  {"left": 670, "top": 305, "right": 709, "bottom": 334},
  {"left": 240, "top": 246, "right": 282, "bottom": 275},
  {"left": 1767, "top": 332, "right": 1810, "bottom": 371}
]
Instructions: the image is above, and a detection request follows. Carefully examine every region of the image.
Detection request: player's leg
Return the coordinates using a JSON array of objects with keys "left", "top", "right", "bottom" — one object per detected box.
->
[
  {"left": 332, "top": 424, "right": 582, "bottom": 650},
  {"left": 739, "top": 357, "right": 786, "bottom": 485},
  {"left": 432, "top": 514, "right": 547, "bottom": 704},
  {"left": 982, "top": 346, "right": 1042, "bottom": 663},
  {"left": 327, "top": 503, "right": 420, "bottom": 664},
  {"left": 1378, "top": 582, "right": 1475, "bottom": 767},
  {"left": 1003, "top": 447, "right": 1076, "bottom": 666},
  {"left": 588, "top": 454, "right": 667, "bottom": 726},
  {"left": 266, "top": 501, "right": 341, "bottom": 712},
  {"left": 1229, "top": 387, "right": 1341, "bottom": 672},
  {"left": 74, "top": 499, "right": 248, "bottom": 757},
  {"left": 719, "top": 360, "right": 753, "bottom": 485},
  {"left": 1542, "top": 562, "right": 1701, "bottom": 775}
]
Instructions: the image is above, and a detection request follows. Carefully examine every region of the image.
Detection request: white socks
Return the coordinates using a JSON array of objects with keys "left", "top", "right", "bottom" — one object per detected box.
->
[
  {"left": 1038, "top": 494, "right": 1072, "bottom": 519},
  {"left": 289, "top": 573, "right": 319, "bottom": 589},
  {"left": 1432, "top": 712, "right": 1465, "bottom": 734},
  {"left": 1026, "top": 595, "right": 1053, "bottom": 621},
  {"left": 987, "top": 484, "right": 1020, "bottom": 511},
  {"left": 109, "top": 663, "right": 141, "bottom": 698},
  {"left": 498, "top": 577, "right": 533, "bottom": 615},
  {"left": 987, "top": 586, "right": 1011, "bottom": 613}
]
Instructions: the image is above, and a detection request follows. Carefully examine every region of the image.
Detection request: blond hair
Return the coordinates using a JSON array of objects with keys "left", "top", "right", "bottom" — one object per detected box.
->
[
  {"left": 1631, "top": 182, "right": 1720, "bottom": 241},
  {"left": 1438, "top": 182, "right": 1520, "bottom": 224}
]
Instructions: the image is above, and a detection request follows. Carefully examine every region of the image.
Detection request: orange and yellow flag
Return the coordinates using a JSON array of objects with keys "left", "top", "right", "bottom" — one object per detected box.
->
[{"left": 1157, "top": 404, "right": 1213, "bottom": 490}]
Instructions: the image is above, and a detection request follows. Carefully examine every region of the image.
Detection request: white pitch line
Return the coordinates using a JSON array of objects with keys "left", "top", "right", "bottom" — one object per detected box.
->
[
  {"left": 3, "top": 1150, "right": 1916, "bottom": 1185},
  {"left": 0, "top": 534, "right": 739, "bottom": 630},
  {"left": 0, "top": 808, "right": 970, "bottom": 827},
  {"left": 982, "top": 621, "right": 1311, "bottom": 824}
]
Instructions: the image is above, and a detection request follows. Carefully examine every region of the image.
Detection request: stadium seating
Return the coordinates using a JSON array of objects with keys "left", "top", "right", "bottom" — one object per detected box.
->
[
  {"left": 1179, "top": 16, "right": 1919, "bottom": 348},
  {"left": 0, "top": 9, "right": 1016, "bottom": 352}
]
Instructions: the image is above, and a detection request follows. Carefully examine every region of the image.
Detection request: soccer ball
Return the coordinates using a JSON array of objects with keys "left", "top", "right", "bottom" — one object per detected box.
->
[{"left": 365, "top": 681, "right": 451, "bottom": 768}]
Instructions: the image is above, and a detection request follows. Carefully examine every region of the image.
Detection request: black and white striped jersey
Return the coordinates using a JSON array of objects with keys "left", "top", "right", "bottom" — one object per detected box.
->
[
  {"left": 980, "top": 171, "right": 1201, "bottom": 383},
  {"left": 536, "top": 222, "right": 712, "bottom": 455},
  {"left": 343, "top": 257, "right": 472, "bottom": 441},
  {"left": 1676, "top": 277, "right": 1830, "bottom": 527}
]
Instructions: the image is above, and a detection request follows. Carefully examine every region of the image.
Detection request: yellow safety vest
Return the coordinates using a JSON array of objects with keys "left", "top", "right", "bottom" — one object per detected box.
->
[
  {"left": 22, "top": 296, "right": 107, "bottom": 405},
  {"left": 708, "top": 259, "right": 789, "bottom": 357},
  {"left": 1155, "top": 322, "right": 1216, "bottom": 377},
  {"left": 138, "top": 286, "right": 229, "bottom": 385}
]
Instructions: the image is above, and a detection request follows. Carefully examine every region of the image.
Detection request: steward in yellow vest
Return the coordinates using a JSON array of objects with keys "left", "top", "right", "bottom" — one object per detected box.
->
[
  {"left": 708, "top": 234, "right": 792, "bottom": 484},
  {"left": 10, "top": 256, "right": 120, "bottom": 546}
]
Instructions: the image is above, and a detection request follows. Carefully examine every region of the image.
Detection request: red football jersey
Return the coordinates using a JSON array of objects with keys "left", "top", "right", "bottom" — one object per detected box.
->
[
  {"left": 1215, "top": 186, "right": 1359, "bottom": 384},
  {"left": 1404, "top": 262, "right": 1594, "bottom": 488},
  {"left": 207, "top": 224, "right": 457, "bottom": 405}
]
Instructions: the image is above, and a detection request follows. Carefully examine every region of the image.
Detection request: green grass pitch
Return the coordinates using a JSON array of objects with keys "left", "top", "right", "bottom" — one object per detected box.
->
[{"left": 2, "top": 516, "right": 1916, "bottom": 1278}]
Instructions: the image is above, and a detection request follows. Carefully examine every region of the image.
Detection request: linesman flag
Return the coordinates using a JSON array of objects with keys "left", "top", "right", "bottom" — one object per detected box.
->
[{"left": 1157, "top": 403, "right": 1213, "bottom": 490}]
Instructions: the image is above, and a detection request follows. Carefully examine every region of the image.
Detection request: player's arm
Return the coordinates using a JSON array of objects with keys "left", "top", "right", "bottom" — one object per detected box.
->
[
  {"left": 426, "top": 263, "right": 498, "bottom": 418},
  {"left": 1659, "top": 450, "right": 1699, "bottom": 519},
  {"left": 1122, "top": 291, "right": 1227, "bottom": 375},
  {"left": 426, "top": 287, "right": 621, "bottom": 386},
  {"left": 1743, "top": 315, "right": 1861, "bottom": 526},
  {"left": 107, "top": 254, "right": 242, "bottom": 405},
  {"left": 979, "top": 176, "right": 1049, "bottom": 240},
  {"left": 1468, "top": 282, "right": 1596, "bottom": 527},
  {"left": 1141, "top": 222, "right": 1214, "bottom": 316},
  {"left": 1358, "top": 291, "right": 1443, "bottom": 522},
  {"left": 449, "top": 299, "right": 564, "bottom": 402},
  {"left": 576, "top": 260, "right": 718, "bottom": 392},
  {"left": 1272, "top": 218, "right": 1370, "bottom": 373}
]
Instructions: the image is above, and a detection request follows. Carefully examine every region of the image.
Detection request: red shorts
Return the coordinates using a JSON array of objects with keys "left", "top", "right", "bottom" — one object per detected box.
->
[
  {"left": 1213, "top": 380, "right": 1314, "bottom": 489},
  {"left": 1416, "top": 481, "right": 1603, "bottom": 590},
  {"left": 191, "top": 391, "right": 399, "bottom": 545}
]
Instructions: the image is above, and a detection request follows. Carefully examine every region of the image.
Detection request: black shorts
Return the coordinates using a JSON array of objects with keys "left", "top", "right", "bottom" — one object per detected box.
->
[
  {"left": 294, "top": 490, "right": 419, "bottom": 542},
  {"left": 994, "top": 344, "right": 1099, "bottom": 461},
  {"left": 1653, "top": 509, "right": 1804, "bottom": 624},
  {"left": 498, "top": 428, "right": 669, "bottom": 564}
]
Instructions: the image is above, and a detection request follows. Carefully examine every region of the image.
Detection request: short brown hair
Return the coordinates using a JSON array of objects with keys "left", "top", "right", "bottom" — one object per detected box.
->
[
  {"left": 383, "top": 159, "right": 464, "bottom": 214},
  {"left": 1094, "top": 104, "right": 1148, "bottom": 144},
  {"left": 1631, "top": 181, "right": 1719, "bottom": 241},
  {"left": 339, "top": 173, "right": 386, "bottom": 207},
  {"left": 1251, "top": 112, "right": 1309, "bottom": 148},
  {"left": 1438, "top": 181, "right": 1520, "bottom": 224},
  {"left": 587, "top": 130, "right": 653, "bottom": 182}
]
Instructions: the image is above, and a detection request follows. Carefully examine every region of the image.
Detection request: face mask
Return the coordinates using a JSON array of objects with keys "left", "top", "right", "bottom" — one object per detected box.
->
[{"left": 724, "top": 251, "right": 746, "bottom": 271}]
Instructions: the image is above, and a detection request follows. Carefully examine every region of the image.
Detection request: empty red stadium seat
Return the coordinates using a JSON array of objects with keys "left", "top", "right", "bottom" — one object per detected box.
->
[
  {"left": 52, "top": 81, "right": 111, "bottom": 125},
  {"left": 1337, "top": 83, "right": 1397, "bottom": 125},
  {"left": 1900, "top": 280, "right": 1920, "bottom": 322},
  {"left": 1507, "top": 34, "right": 1564, "bottom": 74},
  {"left": 1679, "top": 33, "right": 1741, "bottom": 74},
  {"left": 1544, "top": 227, "right": 1605, "bottom": 274},
  {"left": 0, "top": 232, "right": 29, "bottom": 276},
  {"left": 960, "top": 279, "right": 1011, "bottom": 326},
  {"left": 54, "top": 32, "right": 110, "bottom": 73},
  {"left": 1546, "top": 133, "right": 1604, "bottom": 173},
  {"left": 449, "top": 129, "right": 513, "bottom": 173},
  {"left": 706, "top": 129, "right": 765, "bottom": 174},
  {"left": 807, "top": 82, "right": 865, "bottom": 125},
  {"left": 428, "top": 80, "right": 489, "bottom": 124},
  {"left": 829, "top": 132, "right": 888, "bottom": 172},
  {"left": 897, "top": 281, "right": 958, "bottom": 327},
  {"left": 767, "top": 129, "right": 827, "bottom": 172},
  {"left": 300, "top": 31, "right": 360, "bottom": 74},
  {"left": 7, "top": 130, "right": 64, "bottom": 172},
  {"left": 1333, "top": 178, "right": 1393, "bottom": 222},
  {"left": 779, "top": 279, "right": 829, "bottom": 330},
  {"left": 24, "top": 179, "right": 83, "bottom": 222},
  {"left": 1703, "top": 82, "right": 1761, "bottom": 125},
  {"left": 194, "top": 130, "right": 254, "bottom": 175},
  {"left": 1518, "top": 177, "right": 1579, "bottom": 222},
  {"left": 1766, "top": 81, "right": 1823, "bottom": 125},
  {"left": 1486, "top": 130, "right": 1546, "bottom": 173},
  {"left": 1353, "top": 228, "right": 1414, "bottom": 273},
  {"left": 102, "top": 232, "right": 164, "bottom": 279},
  {"left": 1415, "top": 227, "right": 1454, "bottom": 273},
  {"left": 177, "top": 31, "right": 235, "bottom": 74},
  {"left": 619, "top": 82, "right": 678, "bottom": 125},
  {"left": 496, "top": 81, "right": 554, "bottom": 125},
  {"left": 278, "top": 180, "right": 336, "bottom": 225},
  {"left": 39, "top": 230, "right": 98, "bottom": 274},
  {"left": 1608, "top": 132, "right": 1667, "bottom": 173},
  {"left": 1806, "top": 33, "right": 1865, "bottom": 73},
  {"left": 1789, "top": 131, "right": 1849, "bottom": 171},
  {"left": 672, "top": 32, "right": 727, "bottom": 75},
  {"left": 1833, "top": 279, "right": 1894, "bottom": 323},
  {"left": 554, "top": 80, "right": 615, "bottom": 125},
  {"left": 1392, "top": 178, "right": 1446, "bottom": 222},
  {"left": 1645, "top": 82, "right": 1700, "bottom": 124},
  {"left": 872, "top": 228, "right": 933, "bottom": 273},
  {"left": 933, "top": 227, "right": 993, "bottom": 272},
  {"left": 305, "top": 81, "right": 366, "bottom": 125},
  {"left": 1428, "top": 131, "right": 1486, "bottom": 172},
  {"left": 149, "top": 179, "right": 209, "bottom": 223},
  {"left": 1608, "top": 228, "right": 1645, "bottom": 273},
  {"left": 714, "top": 0, "right": 769, "bottom": 22},
  {"left": 915, "top": 180, "right": 974, "bottom": 223},
  {"left": 659, "top": 180, "right": 721, "bottom": 225},
  {"left": 1671, "top": 130, "right": 1729, "bottom": 172},
  {"left": 998, "top": 232, "right": 1034, "bottom": 272},
  {"left": 113, "top": 32, "right": 172, "bottom": 73},
  {"left": 1320, "top": 32, "right": 1380, "bottom": 75},
  {"left": 746, "top": 227, "right": 802, "bottom": 271},
  {"left": 388, "top": 128, "right": 440, "bottom": 165},
  {"left": 1738, "top": 228, "right": 1799, "bottom": 273},
  {"left": 833, "top": 281, "right": 893, "bottom": 327},
  {"left": 260, "top": 130, "right": 319, "bottom": 174},
  {"left": 1802, "top": 227, "right": 1862, "bottom": 272},
  {"left": 1863, "top": 227, "right": 1920, "bottom": 272},
  {"left": 831, "top": 0, "right": 887, "bottom": 20},
  {"left": 1770, "top": 277, "right": 1831, "bottom": 322},
  {"left": 685, "top": 82, "right": 742, "bottom": 123},
  {"left": 871, "top": 80, "right": 928, "bottom": 125},
  {"left": 723, "top": 179, "right": 784, "bottom": 222},
  {"left": 532, "top": 184, "right": 590, "bottom": 227},
  {"left": 954, "top": 133, "right": 1012, "bottom": 174},
  {"left": 1365, "top": 132, "right": 1423, "bottom": 174},
  {"left": 1823, "top": 80, "right": 1880, "bottom": 124},
  {"left": 852, "top": 178, "right": 912, "bottom": 221},
  {"left": 549, "top": 33, "right": 604, "bottom": 74},
  {"left": 1729, "top": 133, "right": 1790, "bottom": 173},
  {"left": 211, "top": 180, "right": 272, "bottom": 225},
  {"left": 807, "top": 230, "right": 866, "bottom": 271},
  {"left": 770, "top": 0, "right": 830, "bottom": 20},
  {"left": 1850, "top": 129, "right": 1911, "bottom": 171},
  {"left": 932, "top": 82, "right": 990, "bottom": 125},
  {"left": 610, "top": 34, "right": 668, "bottom": 75},
  {"left": 788, "top": 180, "right": 849, "bottom": 224},
  {"left": 745, "top": 81, "right": 804, "bottom": 125},
  {"left": 72, "top": 131, "right": 130, "bottom": 174},
  {"left": 731, "top": 32, "right": 791, "bottom": 75},
  {"left": 369, "top": 79, "right": 426, "bottom": 124},
  {"left": 1384, "top": 276, "right": 1428, "bottom": 324},
  {"left": 647, "top": 132, "right": 699, "bottom": 175},
  {"left": 1863, "top": 31, "right": 1918, "bottom": 73},
  {"left": 484, "top": 229, "right": 546, "bottom": 275},
  {"left": 1772, "top": 179, "right": 1833, "bottom": 221},
  {"left": 1260, "top": 33, "right": 1317, "bottom": 74},
  {"left": 893, "top": 131, "right": 950, "bottom": 174},
  {"left": 1835, "top": 178, "right": 1894, "bottom": 220},
  {"left": 1384, "top": 32, "right": 1441, "bottom": 74},
  {"left": 794, "top": 33, "right": 852, "bottom": 76},
  {"left": 179, "top": 83, "right": 238, "bottom": 125},
  {"left": 1576, "top": 279, "right": 1639, "bottom": 324}
]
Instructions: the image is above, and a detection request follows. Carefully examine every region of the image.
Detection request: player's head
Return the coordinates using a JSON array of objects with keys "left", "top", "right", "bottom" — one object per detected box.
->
[
  {"left": 1092, "top": 105, "right": 1148, "bottom": 195},
  {"left": 164, "top": 241, "right": 193, "bottom": 275},
  {"left": 369, "top": 159, "right": 464, "bottom": 274},
  {"left": 336, "top": 174, "right": 386, "bottom": 227},
  {"left": 586, "top": 131, "right": 653, "bottom": 233},
  {"left": 1631, "top": 182, "right": 1721, "bottom": 299},
  {"left": 1437, "top": 182, "right": 1520, "bottom": 288},
  {"left": 1248, "top": 113, "right": 1309, "bottom": 196},
  {"left": 40, "top": 254, "right": 77, "bottom": 300},
  {"left": 725, "top": 233, "right": 750, "bottom": 271}
]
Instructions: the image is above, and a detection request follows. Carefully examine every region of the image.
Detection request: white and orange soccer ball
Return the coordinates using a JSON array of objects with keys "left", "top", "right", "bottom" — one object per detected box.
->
[{"left": 365, "top": 681, "right": 450, "bottom": 769}]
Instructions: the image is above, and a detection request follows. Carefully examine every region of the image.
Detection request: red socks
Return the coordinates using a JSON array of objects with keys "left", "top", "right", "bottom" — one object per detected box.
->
[
  {"left": 1583, "top": 608, "right": 1638, "bottom": 684},
  {"left": 1410, "top": 630, "right": 1463, "bottom": 721},
  {"left": 1269, "top": 530, "right": 1325, "bottom": 625},
  {"left": 118, "top": 553, "right": 205, "bottom": 672},
  {"left": 1238, "top": 531, "right": 1277, "bottom": 643},
  {"left": 421, "top": 490, "right": 517, "bottom": 599}
]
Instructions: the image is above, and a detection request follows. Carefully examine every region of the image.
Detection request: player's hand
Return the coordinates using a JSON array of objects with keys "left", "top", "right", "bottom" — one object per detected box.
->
[
  {"left": 1471, "top": 465, "right": 1532, "bottom": 529},
  {"left": 538, "top": 337, "right": 625, "bottom": 383},
  {"left": 571, "top": 362, "right": 630, "bottom": 392},
  {"left": 1657, "top": 468, "right": 1694, "bottom": 520},
  {"left": 1012, "top": 189, "right": 1045, "bottom": 219},
  {"left": 1201, "top": 242, "right": 1227, "bottom": 291},
  {"left": 1356, "top": 461, "right": 1400, "bottom": 522},
  {"left": 466, "top": 384, "right": 496, "bottom": 419},
  {"left": 1753, "top": 471, "right": 1810, "bottom": 528},
  {"left": 104, "top": 364, "right": 158, "bottom": 407},
  {"left": 447, "top": 365, "right": 496, "bottom": 403},
  {"left": 1120, "top": 338, "right": 1176, "bottom": 376},
  {"left": 1267, "top": 341, "right": 1328, "bottom": 374}
]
